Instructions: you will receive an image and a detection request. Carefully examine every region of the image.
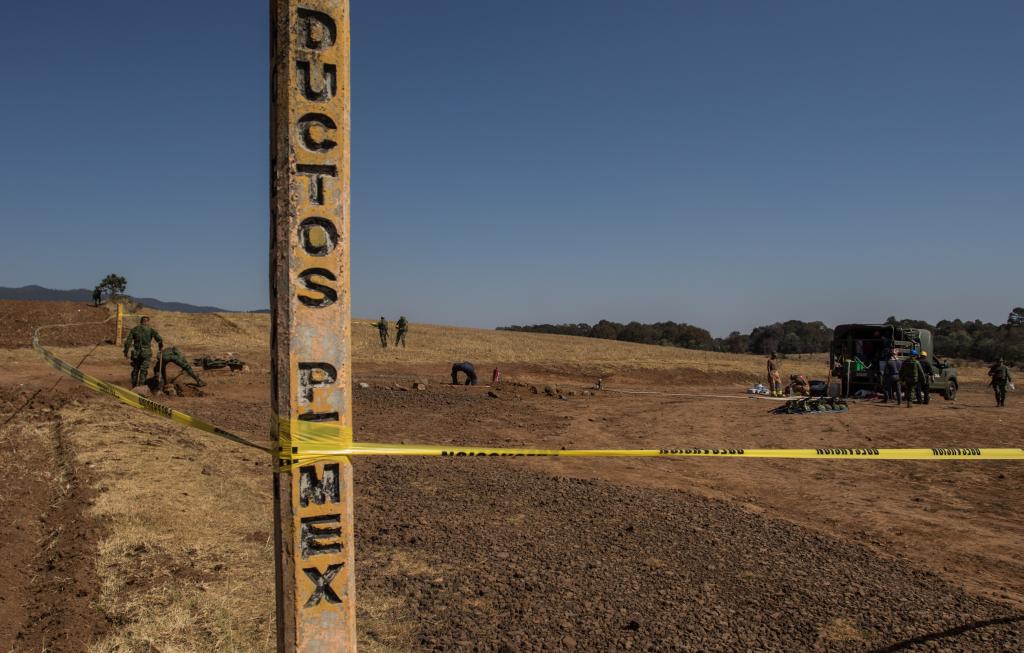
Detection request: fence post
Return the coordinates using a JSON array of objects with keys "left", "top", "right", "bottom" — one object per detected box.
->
[
  {"left": 270, "top": 1, "right": 355, "bottom": 650},
  {"left": 115, "top": 303, "right": 124, "bottom": 346}
]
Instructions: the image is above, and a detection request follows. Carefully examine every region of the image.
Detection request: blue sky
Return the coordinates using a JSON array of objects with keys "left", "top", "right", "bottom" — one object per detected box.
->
[{"left": 0, "top": 1, "right": 1020, "bottom": 335}]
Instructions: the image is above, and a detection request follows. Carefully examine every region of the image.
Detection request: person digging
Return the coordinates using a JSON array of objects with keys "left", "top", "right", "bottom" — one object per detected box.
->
[{"left": 154, "top": 346, "right": 206, "bottom": 390}]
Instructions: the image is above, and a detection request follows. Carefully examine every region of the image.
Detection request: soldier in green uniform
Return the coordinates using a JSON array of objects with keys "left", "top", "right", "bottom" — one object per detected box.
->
[
  {"left": 899, "top": 355, "right": 925, "bottom": 408},
  {"left": 916, "top": 353, "right": 933, "bottom": 405},
  {"left": 92, "top": 286, "right": 102, "bottom": 306},
  {"left": 395, "top": 316, "right": 409, "bottom": 348},
  {"left": 988, "top": 358, "right": 1013, "bottom": 407},
  {"left": 154, "top": 346, "right": 206, "bottom": 389},
  {"left": 123, "top": 316, "right": 163, "bottom": 387},
  {"left": 375, "top": 316, "right": 389, "bottom": 348}
]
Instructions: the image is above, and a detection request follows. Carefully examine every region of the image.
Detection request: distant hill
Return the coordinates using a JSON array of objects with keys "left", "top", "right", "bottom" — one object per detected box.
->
[{"left": 0, "top": 285, "right": 268, "bottom": 314}]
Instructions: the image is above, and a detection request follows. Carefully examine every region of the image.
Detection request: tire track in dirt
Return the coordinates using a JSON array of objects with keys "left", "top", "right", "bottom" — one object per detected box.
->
[{"left": 0, "top": 386, "right": 108, "bottom": 653}]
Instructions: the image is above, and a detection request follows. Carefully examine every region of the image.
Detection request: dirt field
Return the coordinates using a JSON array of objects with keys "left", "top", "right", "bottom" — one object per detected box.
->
[{"left": 1, "top": 301, "right": 1022, "bottom": 652}]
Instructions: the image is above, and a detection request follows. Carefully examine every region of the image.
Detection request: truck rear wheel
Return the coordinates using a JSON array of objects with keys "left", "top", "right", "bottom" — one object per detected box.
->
[{"left": 943, "top": 382, "right": 957, "bottom": 401}]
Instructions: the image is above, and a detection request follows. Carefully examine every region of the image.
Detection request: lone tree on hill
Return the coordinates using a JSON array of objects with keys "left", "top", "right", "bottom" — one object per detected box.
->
[
  {"left": 1008, "top": 307, "right": 1024, "bottom": 327},
  {"left": 98, "top": 274, "right": 127, "bottom": 300}
]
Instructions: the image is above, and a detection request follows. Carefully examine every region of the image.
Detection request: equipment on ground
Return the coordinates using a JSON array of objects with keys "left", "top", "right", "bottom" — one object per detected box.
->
[
  {"left": 193, "top": 355, "right": 246, "bottom": 371},
  {"left": 771, "top": 397, "right": 848, "bottom": 415}
]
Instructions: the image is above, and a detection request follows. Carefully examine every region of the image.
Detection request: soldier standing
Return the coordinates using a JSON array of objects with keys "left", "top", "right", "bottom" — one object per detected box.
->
[
  {"left": 882, "top": 352, "right": 902, "bottom": 403},
  {"left": 395, "top": 316, "right": 409, "bottom": 348},
  {"left": 154, "top": 346, "right": 206, "bottom": 389},
  {"left": 917, "top": 353, "right": 933, "bottom": 405},
  {"left": 899, "top": 355, "right": 925, "bottom": 408},
  {"left": 92, "top": 286, "right": 102, "bottom": 306},
  {"left": 375, "top": 316, "right": 389, "bottom": 348},
  {"left": 123, "top": 316, "right": 163, "bottom": 388},
  {"left": 767, "top": 353, "right": 782, "bottom": 397},
  {"left": 988, "top": 358, "right": 1013, "bottom": 407}
]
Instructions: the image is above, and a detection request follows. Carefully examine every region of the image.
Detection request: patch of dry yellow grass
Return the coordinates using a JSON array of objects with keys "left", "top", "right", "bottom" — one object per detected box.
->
[
  {"left": 817, "top": 616, "right": 866, "bottom": 644},
  {"left": 351, "top": 318, "right": 827, "bottom": 377},
  {"left": 65, "top": 402, "right": 275, "bottom": 653},
  {"left": 43, "top": 305, "right": 990, "bottom": 384},
  {"left": 135, "top": 310, "right": 828, "bottom": 381},
  {"left": 61, "top": 399, "right": 411, "bottom": 653}
]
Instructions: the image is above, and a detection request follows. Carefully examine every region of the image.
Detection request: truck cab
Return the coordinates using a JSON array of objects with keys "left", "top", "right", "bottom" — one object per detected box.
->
[{"left": 830, "top": 324, "right": 958, "bottom": 400}]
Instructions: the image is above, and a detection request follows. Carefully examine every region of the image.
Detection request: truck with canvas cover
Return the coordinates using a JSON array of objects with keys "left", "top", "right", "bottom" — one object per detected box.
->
[{"left": 830, "top": 323, "right": 958, "bottom": 400}]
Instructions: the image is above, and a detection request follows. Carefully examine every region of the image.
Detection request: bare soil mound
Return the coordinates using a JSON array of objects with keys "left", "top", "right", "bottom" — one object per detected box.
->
[{"left": 0, "top": 300, "right": 112, "bottom": 349}]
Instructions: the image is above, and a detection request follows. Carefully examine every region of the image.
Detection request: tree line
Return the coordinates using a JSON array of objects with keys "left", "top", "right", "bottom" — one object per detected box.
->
[
  {"left": 498, "top": 320, "right": 716, "bottom": 350},
  {"left": 886, "top": 313, "right": 1024, "bottom": 363},
  {"left": 500, "top": 309, "right": 1024, "bottom": 362}
]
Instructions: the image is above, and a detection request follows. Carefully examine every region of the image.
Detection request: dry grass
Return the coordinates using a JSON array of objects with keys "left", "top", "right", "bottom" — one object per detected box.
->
[
  {"left": 54, "top": 306, "right": 994, "bottom": 384},
  {"left": 126, "top": 310, "right": 269, "bottom": 361},
  {"left": 349, "top": 318, "right": 824, "bottom": 378},
  {"left": 63, "top": 403, "right": 276, "bottom": 653},
  {"left": 61, "top": 400, "right": 410, "bottom": 653},
  {"left": 816, "top": 617, "right": 866, "bottom": 644},
  {"left": 134, "top": 310, "right": 828, "bottom": 381},
  {"left": 139, "top": 310, "right": 998, "bottom": 384}
]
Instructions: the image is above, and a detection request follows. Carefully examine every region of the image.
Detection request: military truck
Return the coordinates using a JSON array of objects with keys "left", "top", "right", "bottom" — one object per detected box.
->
[{"left": 830, "top": 324, "right": 958, "bottom": 400}]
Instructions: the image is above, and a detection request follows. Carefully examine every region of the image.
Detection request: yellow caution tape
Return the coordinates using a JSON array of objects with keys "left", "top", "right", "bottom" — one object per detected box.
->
[
  {"left": 277, "top": 417, "right": 354, "bottom": 470},
  {"left": 33, "top": 322, "right": 1024, "bottom": 465},
  {"left": 281, "top": 432, "right": 1024, "bottom": 461}
]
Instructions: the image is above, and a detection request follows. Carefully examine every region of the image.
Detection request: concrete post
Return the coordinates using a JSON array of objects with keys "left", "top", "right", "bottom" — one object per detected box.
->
[{"left": 270, "top": 1, "right": 355, "bottom": 650}]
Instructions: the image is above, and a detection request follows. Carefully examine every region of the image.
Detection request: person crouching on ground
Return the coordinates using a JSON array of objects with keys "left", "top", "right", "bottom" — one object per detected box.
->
[
  {"left": 786, "top": 374, "right": 810, "bottom": 396},
  {"left": 154, "top": 345, "right": 206, "bottom": 390},
  {"left": 451, "top": 361, "right": 477, "bottom": 385}
]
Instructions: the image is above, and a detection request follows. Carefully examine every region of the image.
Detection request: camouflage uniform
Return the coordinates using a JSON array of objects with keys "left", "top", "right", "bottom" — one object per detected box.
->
[
  {"left": 155, "top": 346, "right": 205, "bottom": 388},
  {"left": 375, "top": 317, "right": 389, "bottom": 348},
  {"left": 989, "top": 360, "right": 1013, "bottom": 407},
  {"left": 123, "top": 322, "right": 163, "bottom": 387},
  {"left": 395, "top": 316, "right": 408, "bottom": 348},
  {"left": 899, "top": 358, "right": 925, "bottom": 408},
  {"left": 917, "top": 357, "right": 933, "bottom": 405}
]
